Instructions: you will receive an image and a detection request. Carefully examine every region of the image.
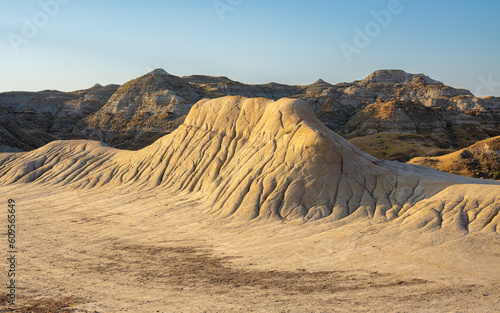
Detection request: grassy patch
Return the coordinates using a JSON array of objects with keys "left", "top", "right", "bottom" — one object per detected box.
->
[{"left": 348, "top": 132, "right": 454, "bottom": 162}]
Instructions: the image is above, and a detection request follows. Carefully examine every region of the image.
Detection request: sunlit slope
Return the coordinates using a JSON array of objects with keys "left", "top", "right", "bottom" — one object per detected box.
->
[{"left": 0, "top": 96, "right": 498, "bottom": 231}]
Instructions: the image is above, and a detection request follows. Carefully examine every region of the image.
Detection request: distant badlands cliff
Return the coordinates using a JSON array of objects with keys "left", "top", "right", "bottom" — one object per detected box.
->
[{"left": 1, "top": 69, "right": 499, "bottom": 178}]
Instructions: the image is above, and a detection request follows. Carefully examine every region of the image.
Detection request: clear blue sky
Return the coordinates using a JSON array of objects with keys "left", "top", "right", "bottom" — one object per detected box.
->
[{"left": 1, "top": 0, "right": 500, "bottom": 96}]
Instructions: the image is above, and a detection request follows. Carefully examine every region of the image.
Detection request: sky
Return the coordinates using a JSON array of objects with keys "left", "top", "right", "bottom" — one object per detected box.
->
[{"left": 1, "top": 0, "right": 499, "bottom": 96}]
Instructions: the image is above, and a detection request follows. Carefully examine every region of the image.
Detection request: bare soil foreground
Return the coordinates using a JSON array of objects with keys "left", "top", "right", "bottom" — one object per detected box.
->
[
  {"left": 0, "top": 96, "right": 499, "bottom": 312},
  {"left": 0, "top": 186, "right": 498, "bottom": 312}
]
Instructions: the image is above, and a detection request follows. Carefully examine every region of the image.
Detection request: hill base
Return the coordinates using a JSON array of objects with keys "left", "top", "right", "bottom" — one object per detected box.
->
[{"left": 1, "top": 185, "right": 498, "bottom": 312}]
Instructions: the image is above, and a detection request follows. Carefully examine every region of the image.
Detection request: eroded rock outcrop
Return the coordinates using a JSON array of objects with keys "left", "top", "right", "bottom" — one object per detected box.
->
[
  {"left": 0, "top": 90, "right": 77, "bottom": 133},
  {"left": 345, "top": 99, "right": 447, "bottom": 136},
  {"left": 0, "top": 85, "right": 119, "bottom": 151},
  {"left": 1, "top": 96, "right": 498, "bottom": 232},
  {"left": 54, "top": 84, "right": 120, "bottom": 135},
  {"left": 359, "top": 70, "right": 444, "bottom": 86},
  {"left": 183, "top": 75, "right": 305, "bottom": 100},
  {"left": 0, "top": 105, "right": 57, "bottom": 152},
  {"left": 409, "top": 136, "right": 500, "bottom": 180},
  {"left": 73, "top": 69, "right": 200, "bottom": 147}
]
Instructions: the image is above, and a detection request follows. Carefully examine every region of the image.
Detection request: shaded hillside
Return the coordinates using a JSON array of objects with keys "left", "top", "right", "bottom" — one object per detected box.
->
[
  {"left": 0, "top": 105, "right": 57, "bottom": 152},
  {"left": 0, "top": 90, "right": 77, "bottom": 133},
  {"left": 56, "top": 84, "right": 120, "bottom": 136},
  {"left": 0, "top": 85, "right": 118, "bottom": 152}
]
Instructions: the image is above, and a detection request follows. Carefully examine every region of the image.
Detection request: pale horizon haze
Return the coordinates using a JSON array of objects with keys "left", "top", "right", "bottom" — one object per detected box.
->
[{"left": 1, "top": 0, "right": 499, "bottom": 96}]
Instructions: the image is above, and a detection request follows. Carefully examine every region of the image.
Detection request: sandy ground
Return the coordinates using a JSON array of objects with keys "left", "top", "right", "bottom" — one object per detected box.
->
[{"left": 1, "top": 185, "right": 499, "bottom": 312}]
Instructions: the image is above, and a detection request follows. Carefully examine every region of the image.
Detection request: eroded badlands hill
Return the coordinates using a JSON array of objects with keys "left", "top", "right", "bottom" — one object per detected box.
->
[
  {"left": 1, "top": 96, "right": 499, "bottom": 233},
  {"left": 409, "top": 136, "right": 500, "bottom": 179},
  {"left": 0, "top": 84, "right": 119, "bottom": 151},
  {"left": 71, "top": 69, "right": 500, "bottom": 158},
  {"left": 3, "top": 69, "right": 500, "bottom": 176}
]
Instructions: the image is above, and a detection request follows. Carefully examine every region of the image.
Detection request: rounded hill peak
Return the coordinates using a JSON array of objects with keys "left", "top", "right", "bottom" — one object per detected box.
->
[
  {"left": 148, "top": 68, "right": 170, "bottom": 76},
  {"left": 361, "top": 70, "right": 443, "bottom": 86}
]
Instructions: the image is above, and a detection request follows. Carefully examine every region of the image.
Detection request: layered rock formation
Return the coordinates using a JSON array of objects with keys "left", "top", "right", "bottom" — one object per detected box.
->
[
  {"left": 1, "top": 96, "right": 498, "bottom": 232},
  {"left": 0, "top": 85, "right": 118, "bottom": 152},
  {"left": 0, "top": 90, "right": 76, "bottom": 133},
  {"left": 73, "top": 69, "right": 200, "bottom": 148},
  {"left": 0, "top": 105, "right": 57, "bottom": 152},
  {"left": 54, "top": 84, "right": 120, "bottom": 135},
  {"left": 359, "top": 70, "right": 444, "bottom": 86},
  {"left": 183, "top": 74, "right": 305, "bottom": 100},
  {"left": 345, "top": 99, "right": 447, "bottom": 136},
  {"left": 319, "top": 70, "right": 499, "bottom": 142}
]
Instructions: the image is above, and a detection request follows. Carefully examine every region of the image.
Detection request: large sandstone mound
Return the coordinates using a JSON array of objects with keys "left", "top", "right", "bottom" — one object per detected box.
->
[{"left": 0, "top": 96, "right": 499, "bottom": 231}]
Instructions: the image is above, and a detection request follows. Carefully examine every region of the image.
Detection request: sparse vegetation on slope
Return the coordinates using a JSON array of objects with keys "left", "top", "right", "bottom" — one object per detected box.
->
[
  {"left": 409, "top": 136, "right": 500, "bottom": 179},
  {"left": 348, "top": 133, "right": 453, "bottom": 162}
]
